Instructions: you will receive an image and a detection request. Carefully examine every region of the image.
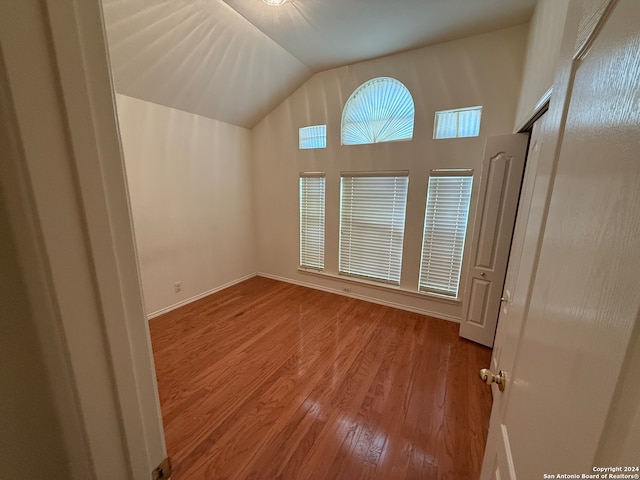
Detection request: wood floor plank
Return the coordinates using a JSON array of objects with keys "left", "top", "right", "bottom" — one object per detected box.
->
[
  {"left": 236, "top": 302, "right": 382, "bottom": 480},
  {"left": 149, "top": 277, "right": 493, "bottom": 479}
]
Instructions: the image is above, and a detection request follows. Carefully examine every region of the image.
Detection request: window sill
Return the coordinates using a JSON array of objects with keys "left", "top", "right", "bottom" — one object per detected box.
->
[{"left": 297, "top": 268, "right": 461, "bottom": 305}]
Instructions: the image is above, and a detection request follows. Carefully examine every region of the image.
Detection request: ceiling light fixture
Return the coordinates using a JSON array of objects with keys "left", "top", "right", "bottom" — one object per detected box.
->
[{"left": 262, "top": 0, "right": 287, "bottom": 6}]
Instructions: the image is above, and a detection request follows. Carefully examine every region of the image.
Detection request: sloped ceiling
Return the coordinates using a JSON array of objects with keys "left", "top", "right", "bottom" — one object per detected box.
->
[
  {"left": 102, "top": 0, "right": 536, "bottom": 128},
  {"left": 102, "top": 0, "right": 312, "bottom": 128}
]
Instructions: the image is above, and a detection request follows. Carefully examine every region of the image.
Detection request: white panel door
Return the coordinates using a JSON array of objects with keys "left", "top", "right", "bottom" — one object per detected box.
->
[
  {"left": 460, "top": 134, "right": 528, "bottom": 347},
  {"left": 481, "top": 0, "right": 640, "bottom": 476},
  {"left": 480, "top": 113, "right": 552, "bottom": 479},
  {"left": 490, "top": 114, "right": 550, "bottom": 375}
]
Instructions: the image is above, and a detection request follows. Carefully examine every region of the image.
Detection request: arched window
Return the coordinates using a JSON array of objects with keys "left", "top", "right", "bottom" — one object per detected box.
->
[{"left": 341, "top": 77, "right": 415, "bottom": 145}]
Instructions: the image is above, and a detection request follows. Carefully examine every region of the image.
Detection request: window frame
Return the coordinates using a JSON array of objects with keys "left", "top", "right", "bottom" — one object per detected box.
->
[
  {"left": 299, "top": 125, "right": 327, "bottom": 150},
  {"left": 338, "top": 171, "right": 409, "bottom": 286},
  {"left": 341, "top": 77, "right": 415, "bottom": 146},
  {"left": 433, "top": 106, "right": 483, "bottom": 140},
  {"left": 299, "top": 172, "right": 326, "bottom": 271},
  {"left": 418, "top": 169, "right": 474, "bottom": 300}
]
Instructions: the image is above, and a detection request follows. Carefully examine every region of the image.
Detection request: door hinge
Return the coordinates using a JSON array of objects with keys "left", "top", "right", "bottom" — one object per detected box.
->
[{"left": 152, "top": 457, "right": 172, "bottom": 480}]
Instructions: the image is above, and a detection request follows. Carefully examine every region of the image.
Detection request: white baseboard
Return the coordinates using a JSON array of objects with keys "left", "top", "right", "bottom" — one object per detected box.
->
[
  {"left": 146, "top": 273, "right": 257, "bottom": 320},
  {"left": 256, "top": 272, "right": 460, "bottom": 324}
]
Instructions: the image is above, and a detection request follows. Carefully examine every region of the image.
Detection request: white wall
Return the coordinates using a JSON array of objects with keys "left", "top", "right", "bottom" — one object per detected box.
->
[
  {"left": 251, "top": 25, "right": 528, "bottom": 322},
  {"left": 514, "top": 0, "right": 570, "bottom": 130},
  {"left": 117, "top": 94, "right": 256, "bottom": 316}
]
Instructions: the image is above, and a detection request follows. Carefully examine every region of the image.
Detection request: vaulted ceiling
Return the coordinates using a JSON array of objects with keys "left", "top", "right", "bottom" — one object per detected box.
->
[{"left": 102, "top": 0, "right": 537, "bottom": 128}]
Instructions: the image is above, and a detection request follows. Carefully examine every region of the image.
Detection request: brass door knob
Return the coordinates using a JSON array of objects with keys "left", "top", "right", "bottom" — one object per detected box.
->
[{"left": 479, "top": 368, "right": 506, "bottom": 392}]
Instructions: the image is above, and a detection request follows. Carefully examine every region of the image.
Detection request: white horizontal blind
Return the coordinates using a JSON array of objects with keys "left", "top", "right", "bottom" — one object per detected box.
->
[
  {"left": 419, "top": 171, "right": 473, "bottom": 298},
  {"left": 339, "top": 173, "right": 409, "bottom": 285},
  {"left": 342, "top": 77, "right": 414, "bottom": 145},
  {"left": 299, "top": 125, "right": 326, "bottom": 149},
  {"left": 300, "top": 174, "right": 325, "bottom": 270},
  {"left": 434, "top": 106, "right": 482, "bottom": 139}
]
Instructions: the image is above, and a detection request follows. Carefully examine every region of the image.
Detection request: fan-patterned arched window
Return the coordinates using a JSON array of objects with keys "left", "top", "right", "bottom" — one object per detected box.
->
[{"left": 341, "top": 77, "right": 415, "bottom": 145}]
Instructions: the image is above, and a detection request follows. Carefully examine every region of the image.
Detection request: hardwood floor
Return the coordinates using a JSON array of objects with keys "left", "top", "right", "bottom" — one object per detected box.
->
[{"left": 149, "top": 277, "right": 493, "bottom": 479}]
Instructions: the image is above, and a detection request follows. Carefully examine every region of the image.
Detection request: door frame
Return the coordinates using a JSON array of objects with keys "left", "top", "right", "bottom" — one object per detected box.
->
[{"left": 0, "top": 0, "right": 166, "bottom": 478}]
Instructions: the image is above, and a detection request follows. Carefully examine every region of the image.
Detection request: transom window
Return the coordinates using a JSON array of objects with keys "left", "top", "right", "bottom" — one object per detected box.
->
[
  {"left": 433, "top": 106, "right": 482, "bottom": 139},
  {"left": 299, "top": 125, "right": 327, "bottom": 149},
  {"left": 341, "top": 77, "right": 415, "bottom": 145}
]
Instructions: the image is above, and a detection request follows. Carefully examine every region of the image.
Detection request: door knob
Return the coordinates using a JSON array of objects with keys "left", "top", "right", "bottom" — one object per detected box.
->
[{"left": 479, "top": 368, "right": 506, "bottom": 392}]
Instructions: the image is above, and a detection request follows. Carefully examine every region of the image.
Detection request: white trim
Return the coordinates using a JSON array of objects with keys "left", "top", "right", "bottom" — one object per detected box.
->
[
  {"left": 429, "top": 168, "right": 474, "bottom": 176},
  {"left": 258, "top": 272, "right": 460, "bottom": 323},
  {"left": 514, "top": 87, "right": 552, "bottom": 133},
  {"left": 340, "top": 170, "right": 409, "bottom": 177},
  {"left": 147, "top": 273, "right": 257, "bottom": 319},
  {"left": 0, "top": 0, "right": 148, "bottom": 477},
  {"left": 534, "top": 88, "right": 553, "bottom": 114},
  {"left": 573, "top": 0, "right": 618, "bottom": 61},
  {"left": 0, "top": 36, "right": 92, "bottom": 479},
  {"left": 45, "top": 1, "right": 162, "bottom": 475},
  {"left": 298, "top": 267, "right": 461, "bottom": 305}
]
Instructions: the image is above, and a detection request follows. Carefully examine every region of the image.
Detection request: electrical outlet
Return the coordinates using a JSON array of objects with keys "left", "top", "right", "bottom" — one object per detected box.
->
[{"left": 174, "top": 281, "right": 182, "bottom": 293}]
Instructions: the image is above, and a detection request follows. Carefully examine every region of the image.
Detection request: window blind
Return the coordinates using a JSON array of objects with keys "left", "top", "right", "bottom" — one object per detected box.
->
[
  {"left": 419, "top": 171, "right": 473, "bottom": 298},
  {"left": 342, "top": 77, "right": 414, "bottom": 145},
  {"left": 299, "top": 173, "right": 325, "bottom": 270},
  {"left": 299, "top": 125, "right": 327, "bottom": 149},
  {"left": 434, "top": 106, "right": 482, "bottom": 139},
  {"left": 339, "top": 173, "right": 409, "bottom": 285}
]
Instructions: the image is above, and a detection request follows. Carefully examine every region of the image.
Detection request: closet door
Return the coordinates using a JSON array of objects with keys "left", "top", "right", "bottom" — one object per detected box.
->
[{"left": 459, "top": 134, "right": 528, "bottom": 347}]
